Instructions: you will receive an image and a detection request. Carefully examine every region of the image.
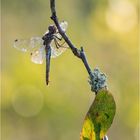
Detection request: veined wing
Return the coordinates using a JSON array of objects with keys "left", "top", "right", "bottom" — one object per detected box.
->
[
  {"left": 14, "top": 37, "right": 45, "bottom": 64},
  {"left": 55, "top": 21, "right": 68, "bottom": 39},
  {"left": 60, "top": 21, "right": 68, "bottom": 32},
  {"left": 50, "top": 21, "right": 68, "bottom": 58},
  {"left": 29, "top": 37, "right": 45, "bottom": 64},
  {"left": 14, "top": 38, "right": 31, "bottom": 52},
  {"left": 13, "top": 37, "right": 43, "bottom": 52},
  {"left": 31, "top": 46, "right": 45, "bottom": 64},
  {"left": 30, "top": 37, "right": 44, "bottom": 50},
  {"left": 51, "top": 40, "right": 67, "bottom": 58},
  {"left": 43, "top": 21, "right": 68, "bottom": 37}
]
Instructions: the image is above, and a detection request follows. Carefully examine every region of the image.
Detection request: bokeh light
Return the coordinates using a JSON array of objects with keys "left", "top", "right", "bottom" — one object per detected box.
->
[
  {"left": 12, "top": 85, "right": 44, "bottom": 117},
  {"left": 106, "top": 0, "right": 137, "bottom": 33}
]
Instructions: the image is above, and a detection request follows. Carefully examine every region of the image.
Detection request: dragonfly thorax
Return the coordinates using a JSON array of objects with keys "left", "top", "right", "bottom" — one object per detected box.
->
[{"left": 42, "top": 25, "right": 57, "bottom": 46}]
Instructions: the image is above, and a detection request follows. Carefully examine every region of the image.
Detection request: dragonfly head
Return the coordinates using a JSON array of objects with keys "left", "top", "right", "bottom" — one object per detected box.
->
[
  {"left": 42, "top": 25, "right": 56, "bottom": 41},
  {"left": 48, "top": 25, "right": 56, "bottom": 34}
]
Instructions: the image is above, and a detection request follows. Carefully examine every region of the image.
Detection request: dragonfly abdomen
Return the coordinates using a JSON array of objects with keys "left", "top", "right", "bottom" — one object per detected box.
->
[{"left": 45, "top": 46, "right": 51, "bottom": 85}]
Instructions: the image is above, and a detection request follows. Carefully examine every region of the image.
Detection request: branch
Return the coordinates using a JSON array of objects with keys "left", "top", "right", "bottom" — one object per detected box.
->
[
  {"left": 49, "top": 2, "right": 111, "bottom": 140},
  {"left": 50, "top": 0, "right": 92, "bottom": 76}
]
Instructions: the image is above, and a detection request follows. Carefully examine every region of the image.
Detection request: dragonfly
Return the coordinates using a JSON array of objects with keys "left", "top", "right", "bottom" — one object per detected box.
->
[{"left": 14, "top": 21, "right": 68, "bottom": 85}]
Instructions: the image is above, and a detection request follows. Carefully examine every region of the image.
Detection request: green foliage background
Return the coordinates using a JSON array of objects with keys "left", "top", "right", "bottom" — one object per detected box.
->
[{"left": 1, "top": 0, "right": 139, "bottom": 140}]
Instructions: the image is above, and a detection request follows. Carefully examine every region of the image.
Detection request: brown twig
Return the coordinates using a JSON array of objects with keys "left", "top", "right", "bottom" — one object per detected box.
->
[{"left": 50, "top": 0, "right": 92, "bottom": 76}]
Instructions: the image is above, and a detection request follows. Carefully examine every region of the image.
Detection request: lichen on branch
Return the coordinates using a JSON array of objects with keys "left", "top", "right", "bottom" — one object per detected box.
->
[{"left": 89, "top": 68, "right": 107, "bottom": 94}]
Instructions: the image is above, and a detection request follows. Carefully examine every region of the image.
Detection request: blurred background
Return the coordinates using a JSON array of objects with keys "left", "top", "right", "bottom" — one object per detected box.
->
[{"left": 1, "top": 0, "right": 139, "bottom": 140}]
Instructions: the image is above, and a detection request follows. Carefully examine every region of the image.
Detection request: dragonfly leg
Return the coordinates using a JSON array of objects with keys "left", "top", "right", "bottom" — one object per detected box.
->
[
  {"left": 54, "top": 38, "right": 68, "bottom": 49},
  {"left": 58, "top": 40, "right": 66, "bottom": 46},
  {"left": 54, "top": 38, "right": 60, "bottom": 49},
  {"left": 53, "top": 34, "right": 62, "bottom": 41}
]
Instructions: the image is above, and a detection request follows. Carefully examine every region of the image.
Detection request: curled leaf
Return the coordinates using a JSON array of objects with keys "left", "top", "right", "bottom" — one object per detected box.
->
[{"left": 80, "top": 89, "right": 116, "bottom": 140}]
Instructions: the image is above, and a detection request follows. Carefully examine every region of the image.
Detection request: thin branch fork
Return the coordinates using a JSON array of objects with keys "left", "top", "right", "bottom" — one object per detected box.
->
[{"left": 50, "top": 0, "right": 92, "bottom": 76}]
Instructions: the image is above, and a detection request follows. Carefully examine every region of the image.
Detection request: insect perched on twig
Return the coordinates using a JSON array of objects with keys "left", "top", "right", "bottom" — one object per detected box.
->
[{"left": 14, "top": 21, "right": 68, "bottom": 85}]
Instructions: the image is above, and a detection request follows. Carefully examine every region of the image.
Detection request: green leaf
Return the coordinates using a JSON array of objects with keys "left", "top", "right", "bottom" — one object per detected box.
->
[{"left": 80, "top": 89, "right": 116, "bottom": 140}]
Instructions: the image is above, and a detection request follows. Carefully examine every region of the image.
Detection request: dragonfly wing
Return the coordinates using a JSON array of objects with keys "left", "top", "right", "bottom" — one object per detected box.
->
[
  {"left": 56, "top": 21, "right": 68, "bottom": 39},
  {"left": 14, "top": 36, "right": 45, "bottom": 64},
  {"left": 30, "top": 45, "right": 45, "bottom": 64},
  {"left": 60, "top": 21, "right": 68, "bottom": 32},
  {"left": 30, "top": 37, "right": 43, "bottom": 50},
  {"left": 50, "top": 40, "right": 67, "bottom": 58},
  {"left": 13, "top": 37, "right": 43, "bottom": 52},
  {"left": 50, "top": 21, "right": 68, "bottom": 58},
  {"left": 14, "top": 39, "right": 31, "bottom": 52}
]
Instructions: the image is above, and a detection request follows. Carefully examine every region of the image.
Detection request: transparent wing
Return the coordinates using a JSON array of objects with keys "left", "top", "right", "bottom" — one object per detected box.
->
[
  {"left": 50, "top": 40, "right": 67, "bottom": 58},
  {"left": 43, "top": 21, "right": 68, "bottom": 38},
  {"left": 30, "top": 37, "right": 44, "bottom": 50},
  {"left": 13, "top": 38, "right": 31, "bottom": 52},
  {"left": 13, "top": 37, "right": 43, "bottom": 52},
  {"left": 29, "top": 37, "right": 45, "bottom": 64},
  {"left": 56, "top": 21, "right": 68, "bottom": 39},
  {"left": 30, "top": 46, "right": 45, "bottom": 64},
  {"left": 60, "top": 21, "right": 68, "bottom": 32},
  {"left": 14, "top": 37, "right": 45, "bottom": 64},
  {"left": 50, "top": 21, "right": 68, "bottom": 58}
]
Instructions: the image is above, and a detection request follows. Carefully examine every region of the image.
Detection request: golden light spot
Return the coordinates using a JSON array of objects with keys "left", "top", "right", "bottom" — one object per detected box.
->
[
  {"left": 12, "top": 85, "right": 44, "bottom": 117},
  {"left": 106, "top": 0, "right": 137, "bottom": 33}
]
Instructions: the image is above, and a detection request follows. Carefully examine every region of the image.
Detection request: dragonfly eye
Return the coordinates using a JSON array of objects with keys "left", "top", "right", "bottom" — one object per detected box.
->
[{"left": 48, "top": 25, "right": 56, "bottom": 34}]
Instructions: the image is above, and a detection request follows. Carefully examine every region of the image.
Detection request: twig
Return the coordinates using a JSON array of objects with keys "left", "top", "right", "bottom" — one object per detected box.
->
[
  {"left": 50, "top": 0, "right": 92, "bottom": 76},
  {"left": 49, "top": 2, "right": 110, "bottom": 140}
]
